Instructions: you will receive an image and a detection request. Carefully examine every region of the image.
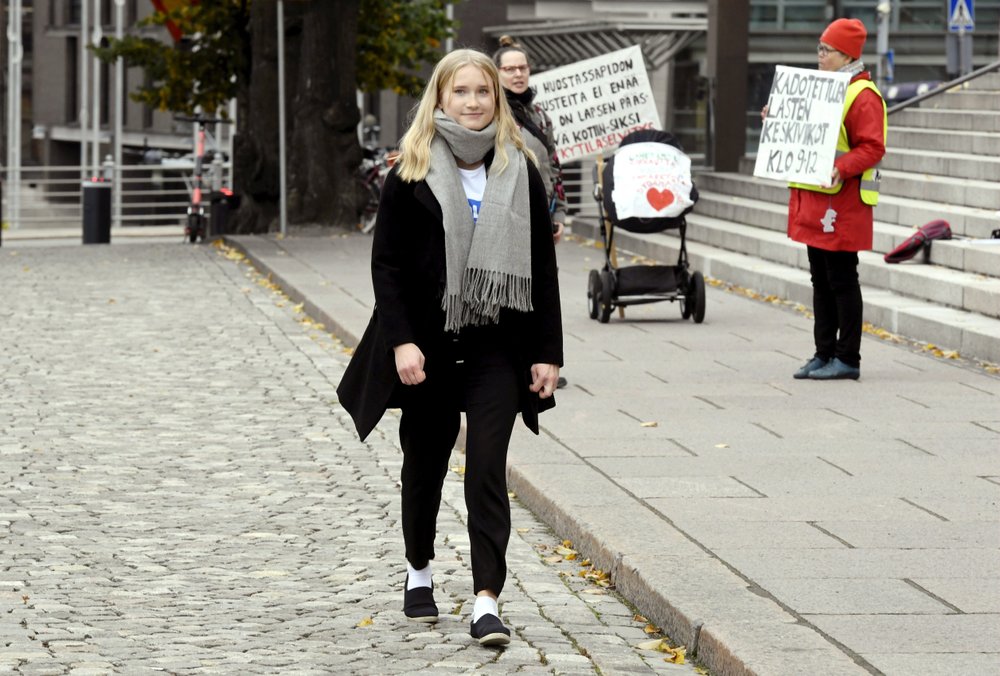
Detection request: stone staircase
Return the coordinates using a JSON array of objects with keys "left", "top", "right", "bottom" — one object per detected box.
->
[{"left": 572, "top": 70, "right": 1000, "bottom": 365}]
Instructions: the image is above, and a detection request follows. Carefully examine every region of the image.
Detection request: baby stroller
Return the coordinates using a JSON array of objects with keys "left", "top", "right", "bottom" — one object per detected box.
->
[{"left": 587, "top": 129, "right": 704, "bottom": 324}]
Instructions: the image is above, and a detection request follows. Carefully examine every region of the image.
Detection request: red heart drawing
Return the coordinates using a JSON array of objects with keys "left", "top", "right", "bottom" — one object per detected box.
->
[{"left": 646, "top": 188, "right": 675, "bottom": 211}]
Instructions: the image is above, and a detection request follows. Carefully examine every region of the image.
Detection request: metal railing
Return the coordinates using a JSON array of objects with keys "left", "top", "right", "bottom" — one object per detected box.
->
[
  {"left": 887, "top": 57, "right": 1000, "bottom": 115},
  {"left": 1, "top": 161, "right": 231, "bottom": 231}
]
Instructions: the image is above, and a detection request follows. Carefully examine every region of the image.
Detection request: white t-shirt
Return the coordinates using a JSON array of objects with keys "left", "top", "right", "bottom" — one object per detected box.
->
[{"left": 458, "top": 164, "right": 487, "bottom": 223}]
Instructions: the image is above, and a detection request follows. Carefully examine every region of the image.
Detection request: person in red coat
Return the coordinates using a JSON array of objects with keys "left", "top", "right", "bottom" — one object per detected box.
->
[{"left": 782, "top": 18, "right": 887, "bottom": 380}]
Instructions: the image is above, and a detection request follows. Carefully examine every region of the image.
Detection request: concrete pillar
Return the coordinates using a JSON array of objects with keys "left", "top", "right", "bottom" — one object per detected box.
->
[{"left": 706, "top": 0, "right": 749, "bottom": 171}]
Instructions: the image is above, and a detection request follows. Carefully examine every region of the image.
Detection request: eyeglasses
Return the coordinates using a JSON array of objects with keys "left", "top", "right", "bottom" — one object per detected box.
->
[
  {"left": 499, "top": 64, "right": 530, "bottom": 74},
  {"left": 816, "top": 44, "right": 838, "bottom": 56}
]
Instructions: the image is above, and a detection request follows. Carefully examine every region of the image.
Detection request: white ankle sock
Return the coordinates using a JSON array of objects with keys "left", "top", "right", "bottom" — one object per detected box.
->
[
  {"left": 406, "top": 562, "right": 432, "bottom": 590},
  {"left": 472, "top": 595, "right": 499, "bottom": 623}
]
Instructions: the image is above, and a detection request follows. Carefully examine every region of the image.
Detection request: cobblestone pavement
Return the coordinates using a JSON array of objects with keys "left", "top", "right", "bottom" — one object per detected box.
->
[{"left": 1, "top": 243, "right": 700, "bottom": 675}]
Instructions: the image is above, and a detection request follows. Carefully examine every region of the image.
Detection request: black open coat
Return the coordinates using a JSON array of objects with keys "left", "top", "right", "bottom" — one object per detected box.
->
[{"left": 337, "top": 150, "right": 564, "bottom": 442}]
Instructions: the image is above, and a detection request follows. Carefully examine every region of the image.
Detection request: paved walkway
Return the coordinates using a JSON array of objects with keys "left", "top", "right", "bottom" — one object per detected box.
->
[
  {"left": 1, "top": 241, "right": 698, "bottom": 675},
  {"left": 224, "top": 228, "right": 1000, "bottom": 676}
]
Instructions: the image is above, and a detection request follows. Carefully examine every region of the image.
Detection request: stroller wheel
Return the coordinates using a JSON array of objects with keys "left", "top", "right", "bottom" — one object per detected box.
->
[
  {"left": 690, "top": 271, "right": 706, "bottom": 324},
  {"left": 587, "top": 269, "right": 601, "bottom": 320},
  {"left": 599, "top": 269, "right": 614, "bottom": 323}
]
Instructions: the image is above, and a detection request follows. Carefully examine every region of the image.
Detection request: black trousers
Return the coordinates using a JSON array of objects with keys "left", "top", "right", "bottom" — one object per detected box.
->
[
  {"left": 807, "top": 246, "right": 863, "bottom": 368},
  {"left": 398, "top": 327, "right": 520, "bottom": 596}
]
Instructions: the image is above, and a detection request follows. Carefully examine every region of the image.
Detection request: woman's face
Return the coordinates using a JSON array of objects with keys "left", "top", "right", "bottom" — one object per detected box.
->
[
  {"left": 439, "top": 65, "right": 496, "bottom": 131},
  {"left": 817, "top": 42, "right": 852, "bottom": 72},
  {"left": 498, "top": 51, "right": 531, "bottom": 94}
]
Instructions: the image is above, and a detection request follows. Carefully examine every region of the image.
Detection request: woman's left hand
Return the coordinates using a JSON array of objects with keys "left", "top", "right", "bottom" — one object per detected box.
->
[{"left": 530, "top": 363, "right": 560, "bottom": 399}]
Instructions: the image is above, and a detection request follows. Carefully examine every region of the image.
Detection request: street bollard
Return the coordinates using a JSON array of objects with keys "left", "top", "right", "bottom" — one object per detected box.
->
[
  {"left": 209, "top": 189, "right": 240, "bottom": 237},
  {"left": 82, "top": 180, "right": 112, "bottom": 244}
]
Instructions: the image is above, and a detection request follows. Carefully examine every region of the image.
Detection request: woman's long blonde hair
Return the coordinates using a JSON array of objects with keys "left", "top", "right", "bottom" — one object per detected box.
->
[{"left": 396, "top": 49, "right": 534, "bottom": 183}]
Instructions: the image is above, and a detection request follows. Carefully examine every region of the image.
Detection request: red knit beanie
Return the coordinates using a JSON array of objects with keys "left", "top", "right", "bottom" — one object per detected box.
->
[{"left": 820, "top": 18, "right": 867, "bottom": 60}]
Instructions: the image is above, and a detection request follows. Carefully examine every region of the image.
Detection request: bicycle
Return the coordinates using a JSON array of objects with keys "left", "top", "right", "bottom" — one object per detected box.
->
[
  {"left": 358, "top": 114, "right": 396, "bottom": 234},
  {"left": 175, "top": 114, "right": 231, "bottom": 243}
]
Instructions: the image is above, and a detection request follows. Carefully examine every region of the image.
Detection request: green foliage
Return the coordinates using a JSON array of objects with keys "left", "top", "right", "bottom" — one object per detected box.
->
[
  {"left": 357, "top": 0, "right": 458, "bottom": 97},
  {"left": 92, "top": 1, "right": 250, "bottom": 116},
  {"left": 93, "top": 0, "right": 455, "bottom": 115}
]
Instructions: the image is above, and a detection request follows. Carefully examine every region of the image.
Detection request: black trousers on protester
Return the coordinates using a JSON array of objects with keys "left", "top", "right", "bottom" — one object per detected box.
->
[
  {"left": 398, "top": 327, "right": 520, "bottom": 596},
  {"left": 807, "top": 246, "right": 863, "bottom": 368}
]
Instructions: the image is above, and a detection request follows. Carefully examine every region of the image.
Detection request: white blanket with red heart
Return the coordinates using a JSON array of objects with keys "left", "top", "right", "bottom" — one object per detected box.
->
[{"left": 610, "top": 142, "right": 694, "bottom": 220}]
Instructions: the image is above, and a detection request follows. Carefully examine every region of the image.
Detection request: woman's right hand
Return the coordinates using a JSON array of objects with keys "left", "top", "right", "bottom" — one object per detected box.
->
[{"left": 394, "top": 343, "right": 426, "bottom": 385}]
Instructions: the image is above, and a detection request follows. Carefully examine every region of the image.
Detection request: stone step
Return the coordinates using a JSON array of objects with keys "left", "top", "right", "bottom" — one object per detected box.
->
[
  {"left": 962, "top": 71, "right": 1000, "bottom": 91},
  {"left": 888, "top": 108, "right": 1000, "bottom": 132},
  {"left": 881, "top": 146, "right": 1000, "bottom": 181},
  {"left": 878, "top": 169, "right": 1000, "bottom": 210},
  {"left": 570, "top": 218, "right": 1000, "bottom": 364},
  {"left": 740, "top": 159, "right": 1000, "bottom": 214},
  {"left": 917, "top": 89, "right": 1000, "bottom": 110},
  {"left": 688, "top": 190, "right": 1000, "bottom": 281},
  {"left": 694, "top": 173, "right": 1000, "bottom": 238},
  {"left": 888, "top": 127, "right": 1000, "bottom": 156}
]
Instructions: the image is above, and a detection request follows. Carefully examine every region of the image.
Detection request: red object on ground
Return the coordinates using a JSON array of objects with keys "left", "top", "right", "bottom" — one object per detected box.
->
[{"left": 884, "top": 219, "right": 952, "bottom": 263}]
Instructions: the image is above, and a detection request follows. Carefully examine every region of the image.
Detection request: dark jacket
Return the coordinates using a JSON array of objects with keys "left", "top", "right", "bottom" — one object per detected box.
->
[
  {"left": 505, "top": 87, "right": 567, "bottom": 226},
  {"left": 337, "top": 150, "right": 563, "bottom": 441}
]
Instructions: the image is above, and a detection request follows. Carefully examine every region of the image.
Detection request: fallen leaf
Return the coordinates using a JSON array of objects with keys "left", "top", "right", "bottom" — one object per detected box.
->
[
  {"left": 640, "top": 421, "right": 658, "bottom": 428},
  {"left": 664, "top": 645, "right": 686, "bottom": 664},
  {"left": 715, "top": 443, "right": 729, "bottom": 448},
  {"left": 581, "top": 588, "right": 605, "bottom": 595},
  {"left": 555, "top": 545, "right": 577, "bottom": 560},
  {"left": 643, "top": 623, "right": 661, "bottom": 634},
  {"left": 636, "top": 638, "right": 686, "bottom": 663},
  {"left": 356, "top": 616, "right": 373, "bottom": 627},
  {"left": 543, "top": 555, "right": 563, "bottom": 564},
  {"left": 516, "top": 528, "right": 530, "bottom": 534}
]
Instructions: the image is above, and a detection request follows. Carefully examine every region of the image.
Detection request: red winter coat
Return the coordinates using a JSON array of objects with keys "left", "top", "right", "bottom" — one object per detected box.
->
[{"left": 787, "top": 72, "right": 886, "bottom": 252}]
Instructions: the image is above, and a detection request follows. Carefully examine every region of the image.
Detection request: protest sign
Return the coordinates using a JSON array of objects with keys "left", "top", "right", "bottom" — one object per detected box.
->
[
  {"left": 530, "top": 45, "right": 661, "bottom": 163},
  {"left": 753, "top": 66, "right": 850, "bottom": 185},
  {"left": 610, "top": 142, "right": 694, "bottom": 220}
]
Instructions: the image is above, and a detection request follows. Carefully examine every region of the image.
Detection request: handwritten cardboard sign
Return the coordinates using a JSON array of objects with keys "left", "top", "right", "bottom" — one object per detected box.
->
[
  {"left": 753, "top": 66, "right": 850, "bottom": 185},
  {"left": 530, "top": 45, "right": 661, "bottom": 163},
  {"left": 610, "top": 142, "right": 694, "bottom": 219}
]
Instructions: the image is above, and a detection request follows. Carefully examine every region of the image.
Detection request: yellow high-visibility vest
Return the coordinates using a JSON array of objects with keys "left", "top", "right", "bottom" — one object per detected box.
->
[{"left": 789, "top": 79, "right": 887, "bottom": 206}]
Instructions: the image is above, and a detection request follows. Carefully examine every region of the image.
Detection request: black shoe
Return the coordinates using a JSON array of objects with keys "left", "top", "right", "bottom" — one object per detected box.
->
[
  {"left": 793, "top": 356, "right": 829, "bottom": 379},
  {"left": 808, "top": 357, "right": 860, "bottom": 380},
  {"left": 403, "top": 577, "right": 438, "bottom": 623},
  {"left": 556, "top": 376, "right": 568, "bottom": 389},
  {"left": 470, "top": 613, "right": 511, "bottom": 646}
]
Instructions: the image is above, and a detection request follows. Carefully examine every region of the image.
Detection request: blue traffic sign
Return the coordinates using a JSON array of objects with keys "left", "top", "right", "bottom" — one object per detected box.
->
[{"left": 948, "top": 0, "right": 975, "bottom": 32}]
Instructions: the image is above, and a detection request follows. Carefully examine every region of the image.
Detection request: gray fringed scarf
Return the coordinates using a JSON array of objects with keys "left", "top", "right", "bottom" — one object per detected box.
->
[
  {"left": 427, "top": 109, "right": 532, "bottom": 332},
  {"left": 840, "top": 60, "right": 865, "bottom": 77}
]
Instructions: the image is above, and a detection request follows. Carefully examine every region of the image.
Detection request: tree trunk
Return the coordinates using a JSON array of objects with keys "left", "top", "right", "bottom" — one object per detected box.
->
[
  {"left": 231, "top": 0, "right": 363, "bottom": 233},
  {"left": 230, "top": 0, "right": 284, "bottom": 234},
  {"left": 287, "top": 0, "right": 365, "bottom": 227}
]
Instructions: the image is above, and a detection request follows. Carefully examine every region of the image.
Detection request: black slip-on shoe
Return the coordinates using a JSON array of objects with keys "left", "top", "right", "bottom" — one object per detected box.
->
[
  {"left": 793, "top": 356, "right": 829, "bottom": 379},
  {"left": 808, "top": 357, "right": 860, "bottom": 381},
  {"left": 470, "top": 613, "right": 511, "bottom": 646},
  {"left": 403, "top": 578, "right": 438, "bottom": 623}
]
